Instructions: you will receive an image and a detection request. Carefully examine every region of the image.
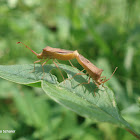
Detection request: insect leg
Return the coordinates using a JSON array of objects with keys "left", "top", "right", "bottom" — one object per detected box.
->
[
  {"left": 92, "top": 80, "right": 100, "bottom": 96},
  {"left": 68, "top": 60, "right": 84, "bottom": 73},
  {"left": 55, "top": 59, "right": 60, "bottom": 64},
  {"left": 68, "top": 60, "right": 76, "bottom": 68},
  {"left": 41, "top": 59, "right": 50, "bottom": 79},
  {"left": 53, "top": 59, "right": 65, "bottom": 82},
  {"left": 100, "top": 76, "right": 106, "bottom": 81},
  {"left": 30, "top": 59, "right": 45, "bottom": 73},
  {"left": 92, "top": 80, "right": 100, "bottom": 88},
  {"left": 78, "top": 75, "right": 91, "bottom": 86},
  {"left": 68, "top": 69, "right": 86, "bottom": 81}
]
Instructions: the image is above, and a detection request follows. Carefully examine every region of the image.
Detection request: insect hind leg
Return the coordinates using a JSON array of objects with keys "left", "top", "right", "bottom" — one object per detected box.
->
[
  {"left": 78, "top": 75, "right": 90, "bottom": 86},
  {"left": 53, "top": 59, "right": 65, "bottom": 83},
  {"left": 68, "top": 60, "right": 85, "bottom": 73},
  {"left": 67, "top": 69, "right": 86, "bottom": 81}
]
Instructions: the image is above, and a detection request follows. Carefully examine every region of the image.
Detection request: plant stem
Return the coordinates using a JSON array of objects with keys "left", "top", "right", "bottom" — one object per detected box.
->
[{"left": 125, "top": 128, "right": 140, "bottom": 140}]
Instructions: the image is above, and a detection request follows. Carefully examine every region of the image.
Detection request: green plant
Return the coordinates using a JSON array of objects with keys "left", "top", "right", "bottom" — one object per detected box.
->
[{"left": 0, "top": 64, "right": 139, "bottom": 139}]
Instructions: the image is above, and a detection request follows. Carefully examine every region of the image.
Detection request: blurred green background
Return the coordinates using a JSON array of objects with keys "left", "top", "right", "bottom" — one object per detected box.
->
[{"left": 0, "top": 0, "right": 140, "bottom": 140}]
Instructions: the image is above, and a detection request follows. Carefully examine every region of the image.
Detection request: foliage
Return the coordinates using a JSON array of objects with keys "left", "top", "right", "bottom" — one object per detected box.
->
[{"left": 0, "top": 0, "right": 140, "bottom": 139}]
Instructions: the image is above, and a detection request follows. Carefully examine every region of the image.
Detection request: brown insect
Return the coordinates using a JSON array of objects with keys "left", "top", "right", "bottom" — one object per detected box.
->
[
  {"left": 74, "top": 54, "right": 118, "bottom": 92},
  {"left": 17, "top": 42, "right": 117, "bottom": 93},
  {"left": 17, "top": 42, "right": 79, "bottom": 80}
]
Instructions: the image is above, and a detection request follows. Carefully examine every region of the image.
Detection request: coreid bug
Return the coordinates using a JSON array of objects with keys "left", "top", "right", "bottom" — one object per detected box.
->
[
  {"left": 17, "top": 42, "right": 79, "bottom": 80},
  {"left": 75, "top": 54, "right": 118, "bottom": 92},
  {"left": 17, "top": 42, "right": 117, "bottom": 93}
]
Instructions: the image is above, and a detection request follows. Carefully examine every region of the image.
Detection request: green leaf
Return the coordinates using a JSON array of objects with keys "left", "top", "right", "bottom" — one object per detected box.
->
[
  {"left": 0, "top": 64, "right": 139, "bottom": 139},
  {"left": 0, "top": 64, "right": 57, "bottom": 87}
]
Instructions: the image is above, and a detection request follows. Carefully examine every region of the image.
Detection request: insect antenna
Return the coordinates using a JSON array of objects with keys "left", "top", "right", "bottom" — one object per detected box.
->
[
  {"left": 17, "top": 42, "right": 38, "bottom": 56},
  {"left": 102, "top": 67, "right": 118, "bottom": 83}
]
